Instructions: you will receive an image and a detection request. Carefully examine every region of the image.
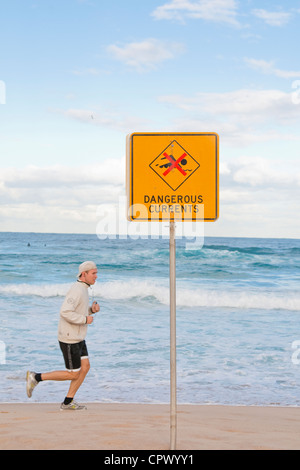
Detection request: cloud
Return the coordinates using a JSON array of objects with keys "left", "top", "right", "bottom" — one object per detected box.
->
[
  {"left": 0, "top": 160, "right": 125, "bottom": 203},
  {"left": 245, "top": 58, "right": 300, "bottom": 79},
  {"left": 0, "top": 160, "right": 126, "bottom": 233},
  {"left": 216, "top": 155, "right": 300, "bottom": 238},
  {"left": 7, "top": 161, "right": 124, "bottom": 186},
  {"left": 158, "top": 88, "right": 300, "bottom": 145},
  {"left": 152, "top": 0, "right": 241, "bottom": 27},
  {"left": 221, "top": 156, "right": 300, "bottom": 190},
  {"left": 107, "top": 38, "right": 185, "bottom": 72},
  {"left": 1, "top": 157, "right": 299, "bottom": 238},
  {"left": 252, "top": 8, "right": 291, "bottom": 26}
]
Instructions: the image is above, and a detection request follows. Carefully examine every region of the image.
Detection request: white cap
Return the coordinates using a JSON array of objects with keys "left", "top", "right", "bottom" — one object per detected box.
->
[{"left": 77, "top": 261, "right": 97, "bottom": 278}]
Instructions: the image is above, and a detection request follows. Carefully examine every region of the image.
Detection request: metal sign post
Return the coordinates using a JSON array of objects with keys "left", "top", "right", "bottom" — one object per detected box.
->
[
  {"left": 169, "top": 220, "right": 177, "bottom": 450},
  {"left": 126, "top": 132, "right": 219, "bottom": 451}
]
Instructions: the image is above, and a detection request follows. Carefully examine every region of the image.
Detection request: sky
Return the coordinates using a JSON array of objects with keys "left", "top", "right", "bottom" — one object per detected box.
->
[{"left": 0, "top": 0, "right": 300, "bottom": 239}]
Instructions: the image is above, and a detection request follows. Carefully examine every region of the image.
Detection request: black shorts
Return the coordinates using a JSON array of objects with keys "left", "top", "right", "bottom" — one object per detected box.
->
[{"left": 59, "top": 340, "right": 89, "bottom": 372}]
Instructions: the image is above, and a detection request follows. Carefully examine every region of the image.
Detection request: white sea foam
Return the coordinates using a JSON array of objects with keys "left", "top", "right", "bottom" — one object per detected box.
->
[
  {"left": 0, "top": 283, "right": 71, "bottom": 298},
  {"left": 99, "top": 281, "right": 300, "bottom": 311},
  {"left": 1, "top": 280, "right": 299, "bottom": 311},
  {"left": 1, "top": 234, "right": 300, "bottom": 406}
]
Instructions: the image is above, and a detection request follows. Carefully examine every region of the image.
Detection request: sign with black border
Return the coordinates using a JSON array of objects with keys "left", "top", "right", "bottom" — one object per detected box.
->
[{"left": 126, "top": 132, "right": 219, "bottom": 222}]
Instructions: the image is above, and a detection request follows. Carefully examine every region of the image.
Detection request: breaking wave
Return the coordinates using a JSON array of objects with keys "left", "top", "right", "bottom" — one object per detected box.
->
[{"left": 1, "top": 280, "right": 299, "bottom": 311}]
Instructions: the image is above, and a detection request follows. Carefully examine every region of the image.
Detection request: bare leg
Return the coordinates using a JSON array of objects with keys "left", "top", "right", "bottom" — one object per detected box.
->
[
  {"left": 41, "top": 360, "right": 90, "bottom": 397},
  {"left": 41, "top": 370, "right": 80, "bottom": 381},
  {"left": 66, "top": 358, "right": 90, "bottom": 398},
  {"left": 38, "top": 359, "right": 90, "bottom": 400}
]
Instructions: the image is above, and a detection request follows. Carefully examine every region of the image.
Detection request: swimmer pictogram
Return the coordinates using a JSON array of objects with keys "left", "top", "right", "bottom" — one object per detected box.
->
[{"left": 149, "top": 140, "right": 200, "bottom": 191}]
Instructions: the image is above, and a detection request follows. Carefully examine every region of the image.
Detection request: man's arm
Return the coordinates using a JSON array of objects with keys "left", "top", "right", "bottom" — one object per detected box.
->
[{"left": 60, "top": 287, "right": 87, "bottom": 325}]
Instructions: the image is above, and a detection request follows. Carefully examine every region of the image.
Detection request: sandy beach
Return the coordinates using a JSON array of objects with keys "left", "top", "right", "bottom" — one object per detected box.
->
[{"left": 0, "top": 403, "right": 300, "bottom": 450}]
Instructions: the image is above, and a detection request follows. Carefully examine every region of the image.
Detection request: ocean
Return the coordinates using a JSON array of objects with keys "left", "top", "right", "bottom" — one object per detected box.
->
[{"left": 0, "top": 232, "right": 300, "bottom": 406}]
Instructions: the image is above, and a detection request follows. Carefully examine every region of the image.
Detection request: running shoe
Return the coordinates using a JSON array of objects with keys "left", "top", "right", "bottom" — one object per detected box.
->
[
  {"left": 26, "top": 371, "right": 38, "bottom": 398},
  {"left": 60, "top": 400, "right": 87, "bottom": 411}
]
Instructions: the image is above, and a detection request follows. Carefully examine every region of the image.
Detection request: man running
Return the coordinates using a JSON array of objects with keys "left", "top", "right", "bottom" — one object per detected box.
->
[{"left": 26, "top": 261, "right": 100, "bottom": 410}]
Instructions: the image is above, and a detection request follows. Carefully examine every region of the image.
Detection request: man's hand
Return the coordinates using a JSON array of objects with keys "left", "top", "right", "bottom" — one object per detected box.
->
[
  {"left": 86, "top": 315, "right": 94, "bottom": 324},
  {"left": 91, "top": 301, "right": 100, "bottom": 313}
]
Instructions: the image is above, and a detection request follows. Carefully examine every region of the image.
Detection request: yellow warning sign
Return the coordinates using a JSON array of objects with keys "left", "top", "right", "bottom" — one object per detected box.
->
[{"left": 126, "top": 132, "right": 219, "bottom": 222}]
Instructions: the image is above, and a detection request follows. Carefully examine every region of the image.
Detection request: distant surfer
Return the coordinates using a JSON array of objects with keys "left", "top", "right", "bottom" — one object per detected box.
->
[{"left": 26, "top": 261, "right": 100, "bottom": 410}]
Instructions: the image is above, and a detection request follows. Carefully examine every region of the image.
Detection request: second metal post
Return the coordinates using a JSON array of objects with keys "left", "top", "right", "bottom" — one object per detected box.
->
[{"left": 169, "top": 220, "right": 177, "bottom": 450}]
